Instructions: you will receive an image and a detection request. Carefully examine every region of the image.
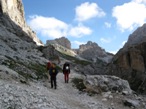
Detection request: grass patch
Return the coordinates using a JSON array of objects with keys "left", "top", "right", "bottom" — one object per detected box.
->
[
  {"left": 17, "top": 71, "right": 33, "bottom": 80},
  {"left": 3, "top": 56, "right": 48, "bottom": 80},
  {"left": 27, "top": 63, "right": 48, "bottom": 80},
  {"left": 2, "top": 56, "right": 16, "bottom": 69},
  {"left": 71, "top": 78, "right": 86, "bottom": 91},
  {"left": 58, "top": 51, "right": 91, "bottom": 66}
]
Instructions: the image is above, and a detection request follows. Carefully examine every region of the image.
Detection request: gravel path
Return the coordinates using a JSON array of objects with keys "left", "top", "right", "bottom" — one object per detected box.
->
[{"left": 0, "top": 71, "right": 111, "bottom": 109}]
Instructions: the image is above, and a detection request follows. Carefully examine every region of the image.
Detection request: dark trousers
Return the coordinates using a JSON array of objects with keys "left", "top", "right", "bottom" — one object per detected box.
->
[{"left": 50, "top": 76, "right": 57, "bottom": 89}]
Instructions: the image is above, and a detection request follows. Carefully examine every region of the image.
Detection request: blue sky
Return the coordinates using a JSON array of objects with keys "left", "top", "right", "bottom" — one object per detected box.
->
[{"left": 22, "top": 0, "right": 146, "bottom": 54}]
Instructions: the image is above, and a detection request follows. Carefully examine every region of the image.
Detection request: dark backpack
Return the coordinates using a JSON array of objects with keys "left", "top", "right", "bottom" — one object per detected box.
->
[
  {"left": 50, "top": 67, "right": 58, "bottom": 76},
  {"left": 63, "top": 63, "right": 70, "bottom": 72}
]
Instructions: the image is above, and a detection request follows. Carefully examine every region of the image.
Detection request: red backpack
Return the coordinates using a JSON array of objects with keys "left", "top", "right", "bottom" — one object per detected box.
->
[{"left": 47, "top": 62, "right": 52, "bottom": 70}]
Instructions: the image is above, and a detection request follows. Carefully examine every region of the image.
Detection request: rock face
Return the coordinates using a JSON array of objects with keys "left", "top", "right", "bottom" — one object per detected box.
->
[
  {"left": 75, "top": 41, "right": 113, "bottom": 63},
  {"left": 55, "top": 37, "right": 71, "bottom": 49},
  {"left": 0, "top": 0, "right": 47, "bottom": 81},
  {"left": 46, "top": 37, "right": 71, "bottom": 49},
  {"left": 106, "top": 23, "right": 146, "bottom": 93},
  {"left": 1, "top": 0, "right": 25, "bottom": 27},
  {"left": 124, "top": 23, "right": 146, "bottom": 47},
  {"left": 0, "top": 0, "right": 43, "bottom": 45},
  {"left": 46, "top": 37, "right": 76, "bottom": 56}
]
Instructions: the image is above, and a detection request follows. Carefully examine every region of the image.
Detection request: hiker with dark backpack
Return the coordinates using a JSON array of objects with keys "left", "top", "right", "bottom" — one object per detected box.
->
[
  {"left": 63, "top": 62, "right": 70, "bottom": 83},
  {"left": 49, "top": 63, "right": 58, "bottom": 89}
]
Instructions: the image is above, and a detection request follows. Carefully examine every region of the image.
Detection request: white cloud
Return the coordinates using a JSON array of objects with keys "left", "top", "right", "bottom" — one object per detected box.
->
[
  {"left": 109, "top": 50, "right": 118, "bottom": 54},
  {"left": 104, "top": 22, "right": 111, "bottom": 28},
  {"left": 132, "top": 0, "right": 146, "bottom": 4},
  {"left": 112, "top": 1, "right": 146, "bottom": 32},
  {"left": 75, "top": 2, "right": 106, "bottom": 22},
  {"left": 68, "top": 24, "right": 92, "bottom": 38},
  {"left": 27, "top": 15, "right": 68, "bottom": 38},
  {"left": 100, "top": 37, "right": 111, "bottom": 43},
  {"left": 27, "top": 15, "right": 92, "bottom": 39}
]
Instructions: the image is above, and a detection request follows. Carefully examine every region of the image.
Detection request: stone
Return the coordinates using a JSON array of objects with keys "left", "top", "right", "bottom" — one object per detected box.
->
[
  {"left": 85, "top": 75, "right": 132, "bottom": 94},
  {"left": 123, "top": 99, "right": 140, "bottom": 108},
  {"left": 102, "top": 98, "right": 107, "bottom": 102}
]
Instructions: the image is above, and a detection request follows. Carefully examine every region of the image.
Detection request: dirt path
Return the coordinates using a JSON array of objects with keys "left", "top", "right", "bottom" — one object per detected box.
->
[{"left": 42, "top": 72, "right": 109, "bottom": 109}]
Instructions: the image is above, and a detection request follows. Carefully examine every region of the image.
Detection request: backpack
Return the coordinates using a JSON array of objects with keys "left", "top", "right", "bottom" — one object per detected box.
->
[
  {"left": 47, "top": 62, "right": 51, "bottom": 70},
  {"left": 50, "top": 67, "right": 58, "bottom": 76},
  {"left": 63, "top": 63, "right": 70, "bottom": 72}
]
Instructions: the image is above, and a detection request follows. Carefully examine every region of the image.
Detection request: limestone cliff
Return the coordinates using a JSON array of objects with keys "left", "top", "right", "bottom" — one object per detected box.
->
[
  {"left": 0, "top": 0, "right": 43, "bottom": 45},
  {"left": 46, "top": 37, "right": 76, "bottom": 56},
  {"left": 106, "top": 23, "right": 146, "bottom": 93},
  {"left": 46, "top": 37, "right": 71, "bottom": 49},
  {"left": 0, "top": 0, "right": 47, "bottom": 81}
]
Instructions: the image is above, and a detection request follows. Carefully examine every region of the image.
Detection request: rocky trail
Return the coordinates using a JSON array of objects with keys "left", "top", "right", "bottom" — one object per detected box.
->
[
  {"left": 0, "top": 71, "right": 107, "bottom": 109},
  {"left": 1, "top": 65, "right": 144, "bottom": 109}
]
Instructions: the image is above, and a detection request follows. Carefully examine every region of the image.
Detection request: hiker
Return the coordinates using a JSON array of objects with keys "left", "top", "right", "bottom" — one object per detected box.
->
[
  {"left": 63, "top": 62, "right": 70, "bottom": 83},
  {"left": 49, "top": 63, "right": 58, "bottom": 89},
  {"left": 46, "top": 61, "right": 52, "bottom": 82}
]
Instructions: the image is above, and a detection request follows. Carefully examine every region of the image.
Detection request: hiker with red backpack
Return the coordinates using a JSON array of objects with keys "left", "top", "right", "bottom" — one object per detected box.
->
[
  {"left": 46, "top": 61, "right": 52, "bottom": 82},
  {"left": 49, "top": 63, "right": 58, "bottom": 89},
  {"left": 63, "top": 62, "right": 70, "bottom": 83}
]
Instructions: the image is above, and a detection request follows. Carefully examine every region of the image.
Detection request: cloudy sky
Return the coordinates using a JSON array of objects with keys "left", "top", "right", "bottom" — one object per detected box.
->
[{"left": 22, "top": 0, "right": 146, "bottom": 54}]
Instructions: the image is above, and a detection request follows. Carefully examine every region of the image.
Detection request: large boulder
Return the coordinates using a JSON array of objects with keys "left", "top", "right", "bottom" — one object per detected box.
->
[{"left": 84, "top": 75, "right": 132, "bottom": 94}]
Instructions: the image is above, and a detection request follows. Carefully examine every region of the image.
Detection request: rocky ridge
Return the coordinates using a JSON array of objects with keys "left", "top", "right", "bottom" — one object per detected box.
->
[
  {"left": 124, "top": 23, "right": 146, "bottom": 48},
  {"left": 75, "top": 41, "right": 113, "bottom": 63},
  {"left": 47, "top": 38, "right": 113, "bottom": 63}
]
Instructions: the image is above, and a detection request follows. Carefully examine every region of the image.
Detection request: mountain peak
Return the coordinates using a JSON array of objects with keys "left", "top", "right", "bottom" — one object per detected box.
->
[
  {"left": 124, "top": 23, "right": 146, "bottom": 48},
  {"left": 55, "top": 37, "right": 71, "bottom": 49}
]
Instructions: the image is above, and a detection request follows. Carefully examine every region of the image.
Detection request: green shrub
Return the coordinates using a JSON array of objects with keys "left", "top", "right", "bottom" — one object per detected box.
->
[
  {"left": 71, "top": 78, "right": 86, "bottom": 91},
  {"left": 3, "top": 56, "right": 48, "bottom": 80},
  {"left": 27, "top": 63, "right": 47, "bottom": 80}
]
